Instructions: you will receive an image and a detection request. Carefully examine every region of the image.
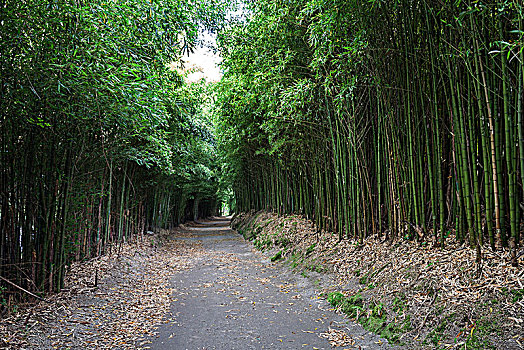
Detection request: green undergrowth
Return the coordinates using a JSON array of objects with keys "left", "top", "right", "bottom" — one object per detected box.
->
[
  {"left": 326, "top": 291, "right": 411, "bottom": 345},
  {"left": 424, "top": 314, "right": 497, "bottom": 349},
  {"left": 242, "top": 216, "right": 327, "bottom": 271},
  {"left": 238, "top": 213, "right": 412, "bottom": 345},
  {"left": 461, "top": 319, "right": 498, "bottom": 350},
  {"left": 424, "top": 312, "right": 456, "bottom": 348},
  {"left": 501, "top": 287, "right": 524, "bottom": 303},
  {"left": 270, "top": 250, "right": 283, "bottom": 262}
]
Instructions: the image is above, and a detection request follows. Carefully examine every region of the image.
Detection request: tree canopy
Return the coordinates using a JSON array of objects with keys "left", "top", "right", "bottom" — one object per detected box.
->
[{"left": 2, "top": 0, "right": 524, "bottom": 311}]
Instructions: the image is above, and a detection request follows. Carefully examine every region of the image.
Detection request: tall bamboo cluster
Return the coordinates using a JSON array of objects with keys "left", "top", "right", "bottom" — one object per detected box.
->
[
  {"left": 0, "top": 144, "right": 198, "bottom": 295},
  {"left": 0, "top": 0, "right": 223, "bottom": 311},
  {"left": 216, "top": 0, "right": 523, "bottom": 264}
]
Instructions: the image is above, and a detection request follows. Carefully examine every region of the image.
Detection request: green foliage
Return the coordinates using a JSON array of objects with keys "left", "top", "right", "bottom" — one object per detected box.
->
[
  {"left": 423, "top": 313, "right": 498, "bottom": 349},
  {"left": 0, "top": 0, "right": 234, "bottom": 299},
  {"left": 254, "top": 237, "right": 272, "bottom": 250},
  {"left": 306, "top": 262, "right": 325, "bottom": 273},
  {"left": 510, "top": 288, "right": 524, "bottom": 303},
  {"left": 213, "top": 0, "right": 524, "bottom": 267},
  {"left": 392, "top": 295, "right": 407, "bottom": 314},
  {"left": 305, "top": 243, "right": 316, "bottom": 256},
  {"left": 463, "top": 318, "right": 498, "bottom": 350},
  {"left": 270, "top": 250, "right": 283, "bottom": 262},
  {"left": 327, "top": 292, "right": 364, "bottom": 319},
  {"left": 424, "top": 313, "right": 456, "bottom": 347},
  {"left": 289, "top": 251, "right": 303, "bottom": 268},
  {"left": 327, "top": 291, "right": 411, "bottom": 344},
  {"left": 276, "top": 235, "right": 290, "bottom": 247},
  {"left": 499, "top": 286, "right": 523, "bottom": 302}
]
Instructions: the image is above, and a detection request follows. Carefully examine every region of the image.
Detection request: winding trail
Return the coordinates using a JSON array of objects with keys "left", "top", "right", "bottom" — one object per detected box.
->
[{"left": 150, "top": 217, "right": 392, "bottom": 350}]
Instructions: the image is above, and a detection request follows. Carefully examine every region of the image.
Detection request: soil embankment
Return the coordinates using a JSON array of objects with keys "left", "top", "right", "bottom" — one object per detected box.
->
[{"left": 233, "top": 211, "right": 524, "bottom": 349}]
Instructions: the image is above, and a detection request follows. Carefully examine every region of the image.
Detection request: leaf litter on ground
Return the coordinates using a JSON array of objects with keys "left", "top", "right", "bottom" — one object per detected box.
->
[
  {"left": 233, "top": 210, "right": 524, "bottom": 349},
  {"left": 0, "top": 227, "right": 203, "bottom": 350}
]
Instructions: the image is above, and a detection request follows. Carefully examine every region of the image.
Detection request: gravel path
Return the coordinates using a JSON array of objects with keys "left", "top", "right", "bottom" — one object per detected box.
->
[{"left": 149, "top": 218, "right": 393, "bottom": 350}]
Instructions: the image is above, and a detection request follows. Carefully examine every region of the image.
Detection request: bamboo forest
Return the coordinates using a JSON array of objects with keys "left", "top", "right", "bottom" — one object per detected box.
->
[
  {"left": 218, "top": 0, "right": 524, "bottom": 260},
  {"left": 1, "top": 0, "right": 524, "bottom": 349}
]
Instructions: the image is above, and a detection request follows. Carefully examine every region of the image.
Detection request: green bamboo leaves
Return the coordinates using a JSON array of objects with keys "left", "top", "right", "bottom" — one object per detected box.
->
[
  {"left": 215, "top": 0, "right": 524, "bottom": 265},
  {"left": 0, "top": 0, "right": 228, "bottom": 299}
]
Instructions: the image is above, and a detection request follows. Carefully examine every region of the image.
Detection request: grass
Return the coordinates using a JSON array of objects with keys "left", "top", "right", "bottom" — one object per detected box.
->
[
  {"left": 326, "top": 291, "right": 411, "bottom": 344},
  {"left": 289, "top": 251, "right": 302, "bottom": 268},
  {"left": 424, "top": 313, "right": 498, "bottom": 349},
  {"left": 326, "top": 292, "right": 363, "bottom": 318},
  {"left": 254, "top": 237, "right": 272, "bottom": 251},
  {"left": 509, "top": 288, "right": 524, "bottom": 303},
  {"left": 463, "top": 318, "right": 498, "bottom": 349},
  {"left": 392, "top": 294, "right": 407, "bottom": 314},
  {"left": 423, "top": 313, "right": 455, "bottom": 347},
  {"left": 305, "top": 243, "right": 316, "bottom": 256},
  {"left": 276, "top": 235, "right": 290, "bottom": 247},
  {"left": 304, "top": 258, "right": 326, "bottom": 273}
]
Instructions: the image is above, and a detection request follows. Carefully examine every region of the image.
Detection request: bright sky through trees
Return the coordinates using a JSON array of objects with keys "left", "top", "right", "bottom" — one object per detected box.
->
[{"left": 183, "top": 32, "right": 222, "bottom": 82}]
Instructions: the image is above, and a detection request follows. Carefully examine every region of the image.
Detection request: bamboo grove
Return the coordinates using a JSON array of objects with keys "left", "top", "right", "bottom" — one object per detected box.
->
[
  {"left": 0, "top": 0, "right": 228, "bottom": 309},
  {"left": 214, "top": 0, "right": 524, "bottom": 265}
]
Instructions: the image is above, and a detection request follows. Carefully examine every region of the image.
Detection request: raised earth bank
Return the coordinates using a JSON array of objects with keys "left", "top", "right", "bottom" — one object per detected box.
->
[{"left": 232, "top": 211, "right": 524, "bottom": 349}]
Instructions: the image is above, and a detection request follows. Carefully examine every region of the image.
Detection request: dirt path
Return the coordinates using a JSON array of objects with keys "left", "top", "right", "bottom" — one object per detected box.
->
[
  {"left": 1, "top": 218, "right": 393, "bottom": 349},
  {"left": 149, "top": 218, "right": 392, "bottom": 349}
]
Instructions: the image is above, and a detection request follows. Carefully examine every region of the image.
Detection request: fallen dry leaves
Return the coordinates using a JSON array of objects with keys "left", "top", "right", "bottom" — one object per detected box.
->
[
  {"left": 319, "top": 327, "right": 355, "bottom": 347},
  {"left": 234, "top": 211, "right": 524, "bottom": 348},
  {"left": 0, "top": 228, "right": 203, "bottom": 349}
]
